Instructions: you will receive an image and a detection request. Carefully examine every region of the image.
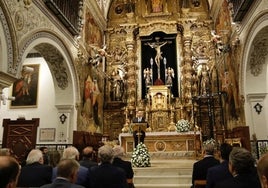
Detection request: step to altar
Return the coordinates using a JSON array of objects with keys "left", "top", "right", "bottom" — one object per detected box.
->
[{"left": 132, "top": 159, "right": 195, "bottom": 188}]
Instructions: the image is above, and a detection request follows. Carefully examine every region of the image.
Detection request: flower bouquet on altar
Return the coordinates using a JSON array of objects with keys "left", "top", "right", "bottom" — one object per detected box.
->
[
  {"left": 131, "top": 142, "right": 151, "bottom": 167},
  {"left": 176, "top": 119, "right": 191, "bottom": 132}
]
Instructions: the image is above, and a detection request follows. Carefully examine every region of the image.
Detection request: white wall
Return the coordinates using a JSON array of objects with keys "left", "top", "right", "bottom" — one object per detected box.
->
[{"left": 0, "top": 57, "right": 59, "bottom": 144}]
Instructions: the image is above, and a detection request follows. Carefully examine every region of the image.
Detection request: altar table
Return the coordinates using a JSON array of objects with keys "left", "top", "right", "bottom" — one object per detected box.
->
[{"left": 119, "top": 131, "right": 201, "bottom": 159}]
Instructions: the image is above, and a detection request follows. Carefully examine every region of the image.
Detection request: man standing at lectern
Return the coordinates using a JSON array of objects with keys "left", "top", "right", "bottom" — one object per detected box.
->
[{"left": 132, "top": 111, "right": 148, "bottom": 148}]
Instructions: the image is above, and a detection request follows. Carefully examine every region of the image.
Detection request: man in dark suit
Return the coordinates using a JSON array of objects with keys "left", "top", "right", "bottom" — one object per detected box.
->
[
  {"left": 89, "top": 145, "right": 128, "bottom": 188},
  {"left": 132, "top": 110, "right": 148, "bottom": 147},
  {"left": 79, "top": 146, "right": 98, "bottom": 170},
  {"left": 52, "top": 146, "right": 90, "bottom": 188},
  {"left": 17, "top": 149, "right": 53, "bottom": 187},
  {"left": 41, "top": 159, "right": 85, "bottom": 188},
  {"left": 191, "top": 139, "right": 220, "bottom": 188},
  {"left": 112, "top": 145, "right": 134, "bottom": 188},
  {"left": 215, "top": 147, "right": 261, "bottom": 188},
  {"left": 206, "top": 143, "right": 233, "bottom": 188}
]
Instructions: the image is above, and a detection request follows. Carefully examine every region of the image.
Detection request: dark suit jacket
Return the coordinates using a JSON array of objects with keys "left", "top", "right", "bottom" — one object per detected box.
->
[
  {"left": 192, "top": 156, "right": 220, "bottom": 187},
  {"left": 53, "top": 165, "right": 90, "bottom": 188},
  {"left": 17, "top": 162, "right": 52, "bottom": 187},
  {"left": 132, "top": 117, "right": 146, "bottom": 123},
  {"left": 112, "top": 157, "right": 134, "bottom": 179},
  {"left": 89, "top": 162, "right": 128, "bottom": 188},
  {"left": 79, "top": 159, "right": 98, "bottom": 170},
  {"left": 206, "top": 160, "right": 232, "bottom": 188},
  {"left": 40, "top": 178, "right": 85, "bottom": 188},
  {"left": 214, "top": 172, "right": 261, "bottom": 188}
]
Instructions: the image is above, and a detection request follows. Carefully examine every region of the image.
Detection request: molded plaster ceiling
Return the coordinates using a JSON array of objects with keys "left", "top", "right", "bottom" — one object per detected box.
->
[{"left": 96, "top": 0, "right": 213, "bottom": 19}]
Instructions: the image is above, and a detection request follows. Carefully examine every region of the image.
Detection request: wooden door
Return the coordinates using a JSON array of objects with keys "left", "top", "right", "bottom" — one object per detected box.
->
[{"left": 2, "top": 118, "right": 39, "bottom": 164}]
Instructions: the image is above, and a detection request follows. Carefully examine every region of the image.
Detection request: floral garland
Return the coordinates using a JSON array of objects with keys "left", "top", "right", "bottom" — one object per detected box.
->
[
  {"left": 131, "top": 143, "right": 151, "bottom": 167},
  {"left": 176, "top": 119, "right": 191, "bottom": 132}
]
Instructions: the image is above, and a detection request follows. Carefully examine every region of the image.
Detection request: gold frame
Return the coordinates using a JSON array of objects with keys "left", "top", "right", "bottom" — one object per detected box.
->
[{"left": 10, "top": 64, "right": 40, "bottom": 108}]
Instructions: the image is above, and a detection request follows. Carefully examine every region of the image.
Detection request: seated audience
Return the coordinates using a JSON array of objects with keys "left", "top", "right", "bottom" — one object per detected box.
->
[
  {"left": 0, "top": 148, "right": 11, "bottom": 156},
  {"left": 52, "top": 146, "right": 90, "bottom": 188},
  {"left": 112, "top": 145, "right": 134, "bottom": 188},
  {"left": 206, "top": 143, "right": 233, "bottom": 188},
  {"left": 40, "top": 159, "right": 85, "bottom": 188},
  {"left": 17, "top": 149, "right": 52, "bottom": 187},
  {"left": 215, "top": 147, "right": 261, "bottom": 188},
  {"left": 0, "top": 156, "right": 20, "bottom": 188},
  {"left": 192, "top": 139, "right": 220, "bottom": 188},
  {"left": 40, "top": 146, "right": 50, "bottom": 165},
  {"left": 89, "top": 145, "right": 128, "bottom": 188},
  {"left": 49, "top": 150, "right": 61, "bottom": 167},
  {"left": 257, "top": 152, "right": 268, "bottom": 188},
  {"left": 79, "top": 146, "right": 98, "bottom": 170}
]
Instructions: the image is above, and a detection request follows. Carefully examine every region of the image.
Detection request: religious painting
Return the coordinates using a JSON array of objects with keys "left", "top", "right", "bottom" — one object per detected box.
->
[
  {"left": 11, "top": 64, "right": 39, "bottom": 108},
  {"left": 215, "top": 0, "right": 239, "bottom": 119},
  {"left": 79, "top": 74, "right": 104, "bottom": 133},
  {"left": 84, "top": 7, "right": 103, "bottom": 47},
  {"left": 151, "top": 0, "right": 163, "bottom": 13}
]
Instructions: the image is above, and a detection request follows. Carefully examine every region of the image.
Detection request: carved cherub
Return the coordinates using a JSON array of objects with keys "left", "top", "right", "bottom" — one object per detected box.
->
[{"left": 88, "top": 44, "right": 111, "bottom": 67}]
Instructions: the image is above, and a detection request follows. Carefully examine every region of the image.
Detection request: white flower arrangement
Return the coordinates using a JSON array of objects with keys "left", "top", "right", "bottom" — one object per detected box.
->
[
  {"left": 176, "top": 119, "right": 191, "bottom": 132},
  {"left": 203, "top": 138, "right": 216, "bottom": 146},
  {"left": 131, "top": 143, "right": 151, "bottom": 167}
]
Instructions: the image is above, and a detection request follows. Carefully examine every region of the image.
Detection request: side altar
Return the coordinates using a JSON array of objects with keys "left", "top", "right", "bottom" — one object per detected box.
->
[{"left": 119, "top": 131, "right": 201, "bottom": 159}]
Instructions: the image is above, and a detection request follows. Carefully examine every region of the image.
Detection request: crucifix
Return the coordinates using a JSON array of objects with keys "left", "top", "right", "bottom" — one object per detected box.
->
[{"left": 146, "top": 37, "right": 171, "bottom": 80}]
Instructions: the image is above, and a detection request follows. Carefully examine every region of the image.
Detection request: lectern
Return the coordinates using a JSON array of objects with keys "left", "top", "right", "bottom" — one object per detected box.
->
[{"left": 131, "top": 123, "right": 147, "bottom": 145}]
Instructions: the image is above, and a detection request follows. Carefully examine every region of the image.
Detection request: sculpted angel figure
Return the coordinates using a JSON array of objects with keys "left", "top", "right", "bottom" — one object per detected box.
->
[
  {"left": 88, "top": 44, "right": 110, "bottom": 67},
  {"left": 143, "top": 68, "right": 152, "bottom": 86},
  {"left": 166, "top": 67, "right": 175, "bottom": 86}
]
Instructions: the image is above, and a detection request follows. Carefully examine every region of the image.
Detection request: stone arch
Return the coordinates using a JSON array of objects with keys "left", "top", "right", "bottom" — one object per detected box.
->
[
  {"left": 240, "top": 11, "right": 268, "bottom": 139},
  {"left": 18, "top": 31, "right": 80, "bottom": 105},
  {"left": 17, "top": 31, "right": 80, "bottom": 137}
]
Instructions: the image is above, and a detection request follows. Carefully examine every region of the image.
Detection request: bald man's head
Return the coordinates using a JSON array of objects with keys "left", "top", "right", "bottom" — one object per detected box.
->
[{"left": 0, "top": 156, "right": 20, "bottom": 188}]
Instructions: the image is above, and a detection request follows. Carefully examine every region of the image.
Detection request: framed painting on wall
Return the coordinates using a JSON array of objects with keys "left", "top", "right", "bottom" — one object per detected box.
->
[
  {"left": 11, "top": 64, "right": 40, "bottom": 108},
  {"left": 39, "top": 128, "right": 56, "bottom": 142}
]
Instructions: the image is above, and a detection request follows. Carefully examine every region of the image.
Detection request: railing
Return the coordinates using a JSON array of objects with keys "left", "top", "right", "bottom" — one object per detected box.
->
[
  {"left": 254, "top": 140, "right": 268, "bottom": 159},
  {"left": 44, "top": 0, "right": 83, "bottom": 35},
  {"left": 230, "top": 0, "right": 255, "bottom": 22}
]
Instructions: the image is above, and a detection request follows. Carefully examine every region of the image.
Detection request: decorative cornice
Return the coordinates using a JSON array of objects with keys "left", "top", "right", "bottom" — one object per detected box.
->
[
  {"left": 139, "top": 21, "right": 178, "bottom": 36},
  {"left": 0, "top": 71, "right": 17, "bottom": 90},
  {"left": 247, "top": 93, "right": 266, "bottom": 102},
  {"left": 55, "top": 104, "right": 74, "bottom": 112}
]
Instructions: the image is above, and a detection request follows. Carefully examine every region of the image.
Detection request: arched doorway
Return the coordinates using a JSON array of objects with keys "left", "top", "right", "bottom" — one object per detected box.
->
[{"left": 242, "top": 14, "right": 268, "bottom": 140}]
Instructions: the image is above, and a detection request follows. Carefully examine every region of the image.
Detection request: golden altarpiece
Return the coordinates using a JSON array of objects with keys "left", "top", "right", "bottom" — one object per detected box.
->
[{"left": 96, "top": 0, "right": 250, "bottom": 157}]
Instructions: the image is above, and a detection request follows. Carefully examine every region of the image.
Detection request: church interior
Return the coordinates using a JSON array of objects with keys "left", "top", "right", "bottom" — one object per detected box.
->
[{"left": 1, "top": 0, "right": 268, "bottom": 186}]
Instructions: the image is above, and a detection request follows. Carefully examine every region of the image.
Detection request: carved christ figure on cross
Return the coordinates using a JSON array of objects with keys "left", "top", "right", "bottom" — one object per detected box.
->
[{"left": 147, "top": 40, "right": 167, "bottom": 69}]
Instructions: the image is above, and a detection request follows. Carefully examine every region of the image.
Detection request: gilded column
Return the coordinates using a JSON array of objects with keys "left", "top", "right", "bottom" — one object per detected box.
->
[
  {"left": 121, "top": 24, "right": 138, "bottom": 117},
  {"left": 181, "top": 35, "right": 193, "bottom": 120}
]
